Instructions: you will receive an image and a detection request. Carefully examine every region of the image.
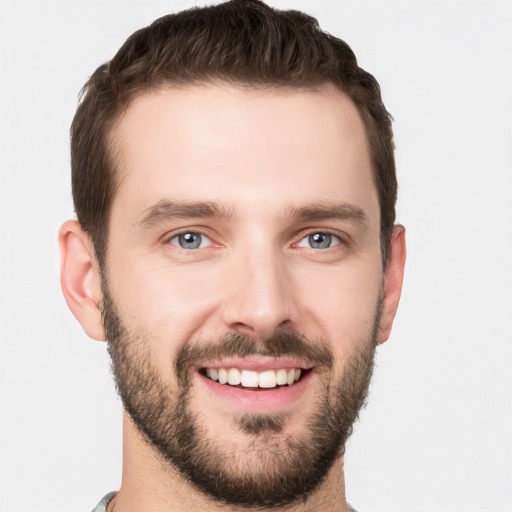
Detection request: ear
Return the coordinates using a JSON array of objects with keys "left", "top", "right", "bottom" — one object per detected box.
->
[
  {"left": 58, "top": 220, "right": 106, "bottom": 341},
  {"left": 377, "top": 224, "right": 406, "bottom": 344}
]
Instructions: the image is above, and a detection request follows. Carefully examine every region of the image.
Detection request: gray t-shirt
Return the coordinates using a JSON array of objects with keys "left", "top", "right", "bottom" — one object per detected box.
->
[
  {"left": 91, "top": 492, "right": 116, "bottom": 512},
  {"left": 91, "top": 492, "right": 359, "bottom": 511}
]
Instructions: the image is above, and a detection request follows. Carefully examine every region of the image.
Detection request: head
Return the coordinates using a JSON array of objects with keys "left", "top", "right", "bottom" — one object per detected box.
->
[{"left": 60, "top": 1, "right": 405, "bottom": 509}]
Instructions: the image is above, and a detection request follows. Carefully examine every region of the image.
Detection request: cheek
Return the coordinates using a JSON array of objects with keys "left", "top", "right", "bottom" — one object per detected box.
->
[
  {"left": 296, "top": 262, "right": 383, "bottom": 348},
  {"left": 109, "top": 261, "right": 221, "bottom": 342}
]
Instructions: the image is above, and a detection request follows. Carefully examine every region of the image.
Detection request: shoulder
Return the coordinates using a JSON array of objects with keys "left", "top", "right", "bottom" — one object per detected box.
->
[{"left": 90, "top": 491, "right": 117, "bottom": 512}]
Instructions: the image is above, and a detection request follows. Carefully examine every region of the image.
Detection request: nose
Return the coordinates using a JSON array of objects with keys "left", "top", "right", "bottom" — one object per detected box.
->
[{"left": 221, "top": 244, "right": 297, "bottom": 340}]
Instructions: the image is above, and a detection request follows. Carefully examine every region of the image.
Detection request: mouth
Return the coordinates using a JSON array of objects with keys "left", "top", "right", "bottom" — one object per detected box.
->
[{"left": 195, "top": 358, "right": 314, "bottom": 412}]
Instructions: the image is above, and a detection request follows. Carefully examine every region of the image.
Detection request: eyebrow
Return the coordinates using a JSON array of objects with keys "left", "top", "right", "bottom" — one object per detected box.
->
[
  {"left": 283, "top": 202, "right": 369, "bottom": 227},
  {"left": 137, "top": 199, "right": 237, "bottom": 227},
  {"left": 136, "top": 199, "right": 369, "bottom": 229}
]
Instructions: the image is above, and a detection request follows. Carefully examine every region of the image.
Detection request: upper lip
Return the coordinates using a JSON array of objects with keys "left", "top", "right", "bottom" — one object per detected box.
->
[{"left": 197, "top": 356, "right": 313, "bottom": 372}]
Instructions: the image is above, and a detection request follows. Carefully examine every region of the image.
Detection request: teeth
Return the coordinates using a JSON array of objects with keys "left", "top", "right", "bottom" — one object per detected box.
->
[
  {"left": 205, "top": 367, "right": 305, "bottom": 388},
  {"left": 241, "top": 370, "right": 259, "bottom": 387},
  {"left": 258, "top": 370, "right": 277, "bottom": 388},
  {"left": 276, "top": 369, "right": 288, "bottom": 385},
  {"left": 218, "top": 368, "right": 228, "bottom": 384},
  {"left": 227, "top": 368, "right": 241, "bottom": 385}
]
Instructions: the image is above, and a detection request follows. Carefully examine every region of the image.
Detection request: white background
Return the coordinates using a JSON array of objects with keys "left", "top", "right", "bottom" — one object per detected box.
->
[{"left": 0, "top": 1, "right": 511, "bottom": 511}]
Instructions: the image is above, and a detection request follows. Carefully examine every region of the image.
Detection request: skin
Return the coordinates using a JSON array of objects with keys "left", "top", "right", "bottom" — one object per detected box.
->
[{"left": 59, "top": 83, "right": 406, "bottom": 511}]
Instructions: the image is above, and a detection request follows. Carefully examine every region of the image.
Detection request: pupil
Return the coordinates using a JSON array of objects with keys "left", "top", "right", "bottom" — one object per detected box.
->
[{"left": 310, "top": 233, "right": 331, "bottom": 249}]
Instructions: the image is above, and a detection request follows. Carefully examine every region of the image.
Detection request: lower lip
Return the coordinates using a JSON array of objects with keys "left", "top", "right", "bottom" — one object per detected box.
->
[{"left": 197, "top": 371, "right": 314, "bottom": 413}]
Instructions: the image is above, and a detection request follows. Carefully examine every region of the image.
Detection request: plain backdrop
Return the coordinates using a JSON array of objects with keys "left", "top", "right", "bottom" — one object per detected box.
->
[{"left": 0, "top": 1, "right": 511, "bottom": 511}]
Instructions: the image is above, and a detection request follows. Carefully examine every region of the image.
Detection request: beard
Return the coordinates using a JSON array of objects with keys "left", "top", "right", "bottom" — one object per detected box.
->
[{"left": 102, "top": 282, "right": 379, "bottom": 509}]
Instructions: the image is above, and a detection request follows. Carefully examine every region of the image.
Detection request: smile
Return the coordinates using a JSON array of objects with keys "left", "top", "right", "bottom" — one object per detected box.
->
[
  {"left": 196, "top": 358, "right": 314, "bottom": 412},
  {"left": 203, "top": 367, "right": 303, "bottom": 389}
]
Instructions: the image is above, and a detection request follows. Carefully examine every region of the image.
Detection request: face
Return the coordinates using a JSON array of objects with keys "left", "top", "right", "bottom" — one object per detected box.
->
[{"left": 103, "top": 84, "right": 386, "bottom": 507}]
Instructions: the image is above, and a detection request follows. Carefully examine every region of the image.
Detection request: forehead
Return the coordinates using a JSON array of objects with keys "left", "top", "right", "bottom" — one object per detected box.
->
[{"left": 109, "top": 83, "right": 379, "bottom": 225}]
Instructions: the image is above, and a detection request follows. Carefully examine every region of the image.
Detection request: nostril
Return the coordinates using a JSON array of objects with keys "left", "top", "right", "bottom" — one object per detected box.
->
[
  {"left": 227, "top": 320, "right": 296, "bottom": 342},
  {"left": 229, "top": 322, "right": 258, "bottom": 337},
  {"left": 277, "top": 319, "right": 293, "bottom": 330}
]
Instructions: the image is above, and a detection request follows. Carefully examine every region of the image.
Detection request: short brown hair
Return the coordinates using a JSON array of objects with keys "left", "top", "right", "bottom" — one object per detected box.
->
[{"left": 71, "top": 0, "right": 396, "bottom": 267}]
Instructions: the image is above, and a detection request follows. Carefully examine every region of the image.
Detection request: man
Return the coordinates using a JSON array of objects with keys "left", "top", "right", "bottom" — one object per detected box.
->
[{"left": 59, "top": 1, "right": 406, "bottom": 510}]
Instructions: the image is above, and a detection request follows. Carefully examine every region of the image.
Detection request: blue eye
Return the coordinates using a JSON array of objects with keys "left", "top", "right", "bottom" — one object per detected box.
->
[
  {"left": 170, "top": 232, "right": 210, "bottom": 249},
  {"left": 297, "top": 232, "right": 341, "bottom": 249}
]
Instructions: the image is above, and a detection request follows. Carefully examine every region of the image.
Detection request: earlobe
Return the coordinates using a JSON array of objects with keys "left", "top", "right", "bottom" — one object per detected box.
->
[
  {"left": 58, "top": 220, "right": 106, "bottom": 341},
  {"left": 378, "top": 225, "right": 406, "bottom": 344}
]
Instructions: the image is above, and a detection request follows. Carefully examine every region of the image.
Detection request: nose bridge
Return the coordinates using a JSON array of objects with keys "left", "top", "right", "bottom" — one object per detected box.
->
[{"left": 222, "top": 233, "right": 295, "bottom": 338}]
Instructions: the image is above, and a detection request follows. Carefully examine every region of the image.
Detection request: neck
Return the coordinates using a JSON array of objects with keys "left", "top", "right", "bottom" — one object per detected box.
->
[{"left": 110, "top": 415, "right": 349, "bottom": 512}]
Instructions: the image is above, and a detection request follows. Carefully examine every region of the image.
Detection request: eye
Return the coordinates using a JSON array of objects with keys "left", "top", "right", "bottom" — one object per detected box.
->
[
  {"left": 297, "top": 232, "right": 341, "bottom": 249},
  {"left": 170, "top": 232, "right": 211, "bottom": 250}
]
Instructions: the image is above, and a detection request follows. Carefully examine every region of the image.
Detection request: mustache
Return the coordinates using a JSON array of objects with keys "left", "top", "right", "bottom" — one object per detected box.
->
[{"left": 175, "top": 331, "right": 334, "bottom": 383}]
